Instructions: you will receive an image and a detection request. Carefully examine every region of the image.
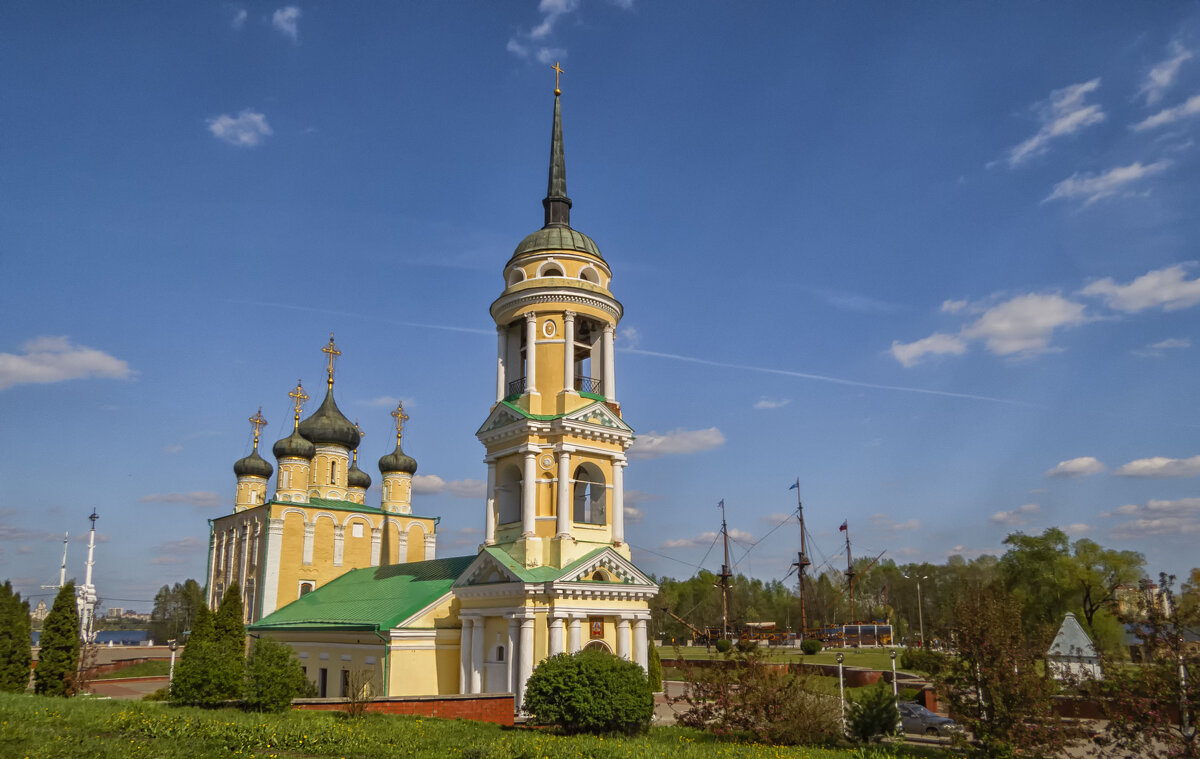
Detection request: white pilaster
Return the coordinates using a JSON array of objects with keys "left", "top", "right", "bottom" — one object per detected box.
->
[
  {"left": 506, "top": 618, "right": 518, "bottom": 693},
  {"left": 612, "top": 461, "right": 625, "bottom": 545},
  {"left": 496, "top": 325, "right": 507, "bottom": 402},
  {"left": 485, "top": 461, "right": 497, "bottom": 545},
  {"left": 556, "top": 451, "right": 571, "bottom": 537},
  {"left": 549, "top": 616, "right": 564, "bottom": 656},
  {"left": 459, "top": 619, "right": 473, "bottom": 695},
  {"left": 522, "top": 451, "right": 537, "bottom": 537},
  {"left": 424, "top": 533, "right": 436, "bottom": 561},
  {"left": 562, "top": 311, "right": 575, "bottom": 394},
  {"left": 568, "top": 617, "right": 581, "bottom": 653},
  {"left": 470, "top": 616, "right": 485, "bottom": 694},
  {"left": 524, "top": 312, "right": 537, "bottom": 394},
  {"left": 617, "top": 618, "right": 631, "bottom": 661},
  {"left": 602, "top": 323, "right": 616, "bottom": 402},
  {"left": 633, "top": 619, "right": 648, "bottom": 672},
  {"left": 332, "top": 525, "right": 344, "bottom": 566},
  {"left": 260, "top": 518, "right": 284, "bottom": 617},
  {"left": 239, "top": 525, "right": 250, "bottom": 593},
  {"left": 370, "top": 527, "right": 381, "bottom": 566},
  {"left": 517, "top": 617, "right": 535, "bottom": 709},
  {"left": 302, "top": 522, "right": 314, "bottom": 565}
]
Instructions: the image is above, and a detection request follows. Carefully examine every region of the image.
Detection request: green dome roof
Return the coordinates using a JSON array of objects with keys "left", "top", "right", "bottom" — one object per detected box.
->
[
  {"left": 379, "top": 441, "right": 418, "bottom": 475},
  {"left": 298, "top": 387, "right": 360, "bottom": 449},
  {"left": 348, "top": 461, "right": 372, "bottom": 489},
  {"left": 513, "top": 225, "right": 603, "bottom": 259},
  {"left": 233, "top": 448, "right": 274, "bottom": 479},
  {"left": 273, "top": 428, "right": 315, "bottom": 460}
]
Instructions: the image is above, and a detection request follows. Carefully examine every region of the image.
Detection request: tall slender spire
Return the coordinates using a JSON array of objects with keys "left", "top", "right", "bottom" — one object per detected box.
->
[{"left": 543, "top": 62, "right": 572, "bottom": 228}]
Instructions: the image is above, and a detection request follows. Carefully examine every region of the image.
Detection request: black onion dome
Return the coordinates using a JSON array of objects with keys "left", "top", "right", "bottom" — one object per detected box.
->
[
  {"left": 233, "top": 448, "right": 274, "bottom": 479},
  {"left": 379, "top": 441, "right": 418, "bottom": 475},
  {"left": 348, "top": 461, "right": 371, "bottom": 489},
  {"left": 273, "top": 428, "right": 316, "bottom": 460},
  {"left": 297, "top": 387, "right": 361, "bottom": 449}
]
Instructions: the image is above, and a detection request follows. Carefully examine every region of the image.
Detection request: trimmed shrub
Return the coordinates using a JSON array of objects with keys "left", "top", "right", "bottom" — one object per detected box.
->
[
  {"left": 244, "top": 636, "right": 307, "bottom": 712},
  {"left": 735, "top": 638, "right": 758, "bottom": 654},
  {"left": 899, "top": 646, "right": 946, "bottom": 675},
  {"left": 646, "top": 643, "right": 662, "bottom": 692},
  {"left": 522, "top": 648, "right": 653, "bottom": 735},
  {"left": 800, "top": 638, "right": 822, "bottom": 655},
  {"left": 848, "top": 682, "right": 900, "bottom": 743},
  {"left": 714, "top": 638, "right": 732, "bottom": 654}
]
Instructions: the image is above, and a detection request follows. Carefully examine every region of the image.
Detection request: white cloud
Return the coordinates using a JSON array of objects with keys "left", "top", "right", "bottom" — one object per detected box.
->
[
  {"left": 990, "top": 503, "right": 1039, "bottom": 526},
  {"left": 271, "top": 6, "right": 301, "bottom": 42},
  {"left": 624, "top": 505, "right": 644, "bottom": 524},
  {"left": 1081, "top": 264, "right": 1200, "bottom": 312},
  {"left": 1108, "top": 497, "right": 1200, "bottom": 538},
  {"left": 507, "top": 0, "right": 577, "bottom": 61},
  {"left": 531, "top": 0, "right": 578, "bottom": 38},
  {"left": 753, "top": 397, "right": 791, "bottom": 410},
  {"left": 1044, "top": 456, "right": 1106, "bottom": 479},
  {"left": 1132, "top": 93, "right": 1200, "bottom": 131},
  {"left": 961, "top": 293, "right": 1088, "bottom": 357},
  {"left": 411, "top": 474, "right": 485, "bottom": 498},
  {"left": 1114, "top": 455, "right": 1200, "bottom": 478},
  {"left": 889, "top": 333, "right": 967, "bottom": 368},
  {"left": 1139, "top": 42, "right": 1194, "bottom": 105},
  {"left": 1045, "top": 161, "right": 1171, "bottom": 205},
  {"left": 230, "top": 7, "right": 247, "bottom": 30},
  {"left": 760, "top": 512, "right": 795, "bottom": 525},
  {"left": 1134, "top": 337, "right": 1191, "bottom": 357},
  {"left": 0, "top": 336, "right": 133, "bottom": 390},
  {"left": 628, "top": 427, "right": 725, "bottom": 459},
  {"left": 624, "top": 489, "right": 662, "bottom": 506},
  {"left": 1006, "top": 79, "right": 1106, "bottom": 167},
  {"left": 506, "top": 39, "right": 529, "bottom": 58},
  {"left": 207, "top": 109, "right": 272, "bottom": 147},
  {"left": 1065, "top": 523, "right": 1091, "bottom": 534},
  {"left": 941, "top": 299, "right": 968, "bottom": 314},
  {"left": 870, "top": 513, "right": 920, "bottom": 532},
  {"left": 163, "top": 444, "right": 184, "bottom": 454},
  {"left": 154, "top": 536, "right": 205, "bottom": 554},
  {"left": 618, "top": 326, "right": 641, "bottom": 349},
  {"left": 138, "top": 491, "right": 223, "bottom": 508},
  {"left": 362, "top": 395, "right": 415, "bottom": 408},
  {"left": 662, "top": 527, "right": 752, "bottom": 550},
  {"left": 535, "top": 47, "right": 566, "bottom": 65}
]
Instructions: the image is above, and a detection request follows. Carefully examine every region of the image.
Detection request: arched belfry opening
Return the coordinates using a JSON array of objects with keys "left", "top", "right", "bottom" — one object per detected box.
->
[
  {"left": 496, "top": 465, "right": 523, "bottom": 525},
  {"left": 572, "top": 463, "right": 606, "bottom": 525}
]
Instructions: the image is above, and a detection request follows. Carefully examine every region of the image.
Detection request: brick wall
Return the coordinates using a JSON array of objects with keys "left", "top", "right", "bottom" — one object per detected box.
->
[{"left": 293, "top": 693, "right": 515, "bottom": 726}]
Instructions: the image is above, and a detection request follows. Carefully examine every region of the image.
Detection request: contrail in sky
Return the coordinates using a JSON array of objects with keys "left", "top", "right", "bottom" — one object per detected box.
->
[{"left": 229, "top": 300, "right": 495, "bottom": 336}]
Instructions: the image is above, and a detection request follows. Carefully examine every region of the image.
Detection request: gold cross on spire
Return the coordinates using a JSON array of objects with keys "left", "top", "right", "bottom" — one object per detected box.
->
[
  {"left": 391, "top": 401, "right": 409, "bottom": 442},
  {"left": 248, "top": 407, "right": 268, "bottom": 449},
  {"left": 322, "top": 332, "right": 341, "bottom": 388},
  {"left": 552, "top": 61, "right": 564, "bottom": 96},
  {"left": 288, "top": 380, "right": 309, "bottom": 428}
]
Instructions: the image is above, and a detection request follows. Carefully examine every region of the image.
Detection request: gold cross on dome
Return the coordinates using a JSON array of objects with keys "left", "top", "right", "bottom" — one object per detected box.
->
[
  {"left": 322, "top": 332, "right": 341, "bottom": 387},
  {"left": 248, "top": 407, "right": 268, "bottom": 447},
  {"left": 552, "top": 61, "right": 564, "bottom": 95},
  {"left": 391, "top": 401, "right": 409, "bottom": 441},
  {"left": 288, "top": 380, "right": 309, "bottom": 426}
]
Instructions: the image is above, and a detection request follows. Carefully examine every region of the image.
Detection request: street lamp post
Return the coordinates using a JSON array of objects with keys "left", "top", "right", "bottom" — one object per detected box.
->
[
  {"left": 836, "top": 652, "right": 846, "bottom": 735},
  {"left": 903, "top": 574, "right": 929, "bottom": 648},
  {"left": 168, "top": 639, "right": 178, "bottom": 693},
  {"left": 890, "top": 649, "right": 898, "bottom": 697}
]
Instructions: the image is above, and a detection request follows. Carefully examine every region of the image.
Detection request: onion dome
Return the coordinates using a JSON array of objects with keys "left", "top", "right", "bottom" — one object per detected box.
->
[
  {"left": 510, "top": 88, "right": 605, "bottom": 262},
  {"left": 379, "top": 440, "right": 418, "bottom": 475},
  {"left": 273, "top": 428, "right": 315, "bottom": 460},
  {"left": 297, "top": 387, "right": 361, "bottom": 449},
  {"left": 234, "top": 448, "right": 274, "bottom": 479},
  {"left": 348, "top": 459, "right": 372, "bottom": 489}
]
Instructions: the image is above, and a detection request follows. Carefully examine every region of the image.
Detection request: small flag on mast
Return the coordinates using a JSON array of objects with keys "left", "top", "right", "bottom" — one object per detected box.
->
[
  {"left": 839, "top": 520, "right": 848, "bottom": 532},
  {"left": 788, "top": 481, "right": 799, "bottom": 490}
]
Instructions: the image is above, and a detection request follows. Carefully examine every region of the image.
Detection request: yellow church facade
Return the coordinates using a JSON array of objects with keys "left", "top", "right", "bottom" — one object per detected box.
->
[{"left": 242, "top": 80, "right": 658, "bottom": 708}]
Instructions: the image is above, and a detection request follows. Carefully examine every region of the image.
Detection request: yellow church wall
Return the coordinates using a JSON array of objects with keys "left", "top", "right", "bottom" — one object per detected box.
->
[
  {"left": 273, "top": 509, "right": 311, "bottom": 609},
  {"left": 405, "top": 523, "right": 426, "bottom": 563},
  {"left": 312, "top": 514, "right": 337, "bottom": 567},
  {"left": 343, "top": 515, "right": 372, "bottom": 567},
  {"left": 387, "top": 641, "right": 442, "bottom": 696},
  {"left": 262, "top": 631, "right": 388, "bottom": 698}
]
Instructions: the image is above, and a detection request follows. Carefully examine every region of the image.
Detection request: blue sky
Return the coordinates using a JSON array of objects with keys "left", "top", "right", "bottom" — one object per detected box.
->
[{"left": 3, "top": 2, "right": 1200, "bottom": 611}]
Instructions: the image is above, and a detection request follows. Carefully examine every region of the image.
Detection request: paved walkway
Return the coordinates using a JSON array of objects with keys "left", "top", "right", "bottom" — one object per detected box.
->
[{"left": 87, "top": 676, "right": 168, "bottom": 700}]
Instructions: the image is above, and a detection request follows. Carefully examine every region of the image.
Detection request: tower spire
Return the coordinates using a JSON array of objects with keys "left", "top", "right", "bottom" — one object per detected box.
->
[{"left": 543, "top": 62, "right": 572, "bottom": 229}]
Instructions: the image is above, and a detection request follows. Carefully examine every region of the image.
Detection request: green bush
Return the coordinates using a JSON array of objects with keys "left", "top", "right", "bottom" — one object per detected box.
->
[
  {"left": 898, "top": 687, "right": 921, "bottom": 702},
  {"left": 522, "top": 648, "right": 653, "bottom": 735},
  {"left": 848, "top": 682, "right": 900, "bottom": 743},
  {"left": 244, "top": 636, "right": 308, "bottom": 712},
  {"left": 647, "top": 644, "right": 663, "bottom": 692},
  {"left": 714, "top": 639, "right": 732, "bottom": 654},
  {"left": 898, "top": 646, "right": 946, "bottom": 675},
  {"left": 800, "top": 638, "right": 822, "bottom": 655},
  {"left": 735, "top": 638, "right": 758, "bottom": 654},
  {"left": 34, "top": 583, "right": 79, "bottom": 697},
  {"left": 0, "top": 581, "right": 32, "bottom": 693}
]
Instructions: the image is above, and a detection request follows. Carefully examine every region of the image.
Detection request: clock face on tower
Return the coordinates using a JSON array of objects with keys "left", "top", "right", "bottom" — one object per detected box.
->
[{"left": 539, "top": 454, "right": 555, "bottom": 470}]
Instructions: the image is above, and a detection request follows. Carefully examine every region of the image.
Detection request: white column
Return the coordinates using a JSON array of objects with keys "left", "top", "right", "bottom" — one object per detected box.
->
[
  {"left": 506, "top": 618, "right": 518, "bottom": 693},
  {"left": 260, "top": 518, "right": 284, "bottom": 617},
  {"left": 485, "top": 461, "right": 497, "bottom": 545},
  {"left": 549, "top": 616, "right": 564, "bottom": 656},
  {"left": 524, "top": 312, "right": 537, "bottom": 394},
  {"left": 617, "top": 618, "right": 631, "bottom": 661},
  {"left": 556, "top": 452, "right": 571, "bottom": 537},
  {"left": 517, "top": 618, "right": 535, "bottom": 709},
  {"left": 396, "top": 529, "right": 408, "bottom": 560},
  {"left": 562, "top": 311, "right": 575, "bottom": 394},
  {"left": 470, "top": 616, "right": 485, "bottom": 694},
  {"left": 496, "top": 326, "right": 507, "bottom": 402},
  {"left": 239, "top": 524, "right": 250, "bottom": 592},
  {"left": 460, "top": 619, "right": 473, "bottom": 694},
  {"left": 612, "top": 461, "right": 625, "bottom": 545},
  {"left": 370, "top": 527, "right": 382, "bottom": 566},
  {"left": 522, "top": 451, "right": 537, "bottom": 537},
  {"left": 424, "top": 533, "right": 437, "bottom": 560},
  {"left": 633, "top": 619, "right": 648, "bottom": 672},
  {"left": 602, "top": 323, "right": 616, "bottom": 402},
  {"left": 332, "top": 525, "right": 344, "bottom": 566},
  {"left": 568, "top": 617, "right": 582, "bottom": 653},
  {"left": 302, "top": 522, "right": 314, "bottom": 565}
]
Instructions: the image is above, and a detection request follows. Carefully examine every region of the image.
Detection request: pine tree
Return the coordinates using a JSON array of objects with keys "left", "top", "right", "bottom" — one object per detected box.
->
[
  {"left": 34, "top": 583, "right": 79, "bottom": 697},
  {"left": 171, "top": 587, "right": 245, "bottom": 706},
  {"left": 0, "top": 582, "right": 28, "bottom": 692}
]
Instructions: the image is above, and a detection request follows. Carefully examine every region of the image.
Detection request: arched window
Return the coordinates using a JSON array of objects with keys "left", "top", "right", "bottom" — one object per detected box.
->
[
  {"left": 579, "top": 266, "right": 600, "bottom": 284},
  {"left": 584, "top": 640, "right": 612, "bottom": 653},
  {"left": 507, "top": 269, "right": 526, "bottom": 286},
  {"left": 299, "top": 582, "right": 314, "bottom": 596},
  {"left": 496, "top": 465, "right": 523, "bottom": 525},
  {"left": 329, "top": 460, "right": 337, "bottom": 483},
  {"left": 495, "top": 645, "right": 505, "bottom": 662},
  {"left": 537, "top": 261, "right": 563, "bottom": 278},
  {"left": 572, "top": 464, "right": 607, "bottom": 525}
]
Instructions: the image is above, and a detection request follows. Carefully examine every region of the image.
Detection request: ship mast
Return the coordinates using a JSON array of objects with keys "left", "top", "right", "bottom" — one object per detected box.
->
[
  {"left": 43, "top": 533, "right": 69, "bottom": 592},
  {"left": 718, "top": 499, "right": 733, "bottom": 640},
  {"left": 843, "top": 520, "right": 856, "bottom": 624},
  {"left": 790, "top": 479, "right": 811, "bottom": 639},
  {"left": 78, "top": 510, "right": 99, "bottom": 644}
]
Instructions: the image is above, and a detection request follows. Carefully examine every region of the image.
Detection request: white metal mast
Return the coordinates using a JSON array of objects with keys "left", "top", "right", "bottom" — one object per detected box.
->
[{"left": 77, "top": 510, "right": 99, "bottom": 644}]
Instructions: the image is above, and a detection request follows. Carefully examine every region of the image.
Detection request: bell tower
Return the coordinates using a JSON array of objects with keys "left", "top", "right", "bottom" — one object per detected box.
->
[{"left": 477, "top": 73, "right": 634, "bottom": 570}]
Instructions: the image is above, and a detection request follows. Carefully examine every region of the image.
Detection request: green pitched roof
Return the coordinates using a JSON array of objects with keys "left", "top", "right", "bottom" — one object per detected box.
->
[
  {"left": 249, "top": 555, "right": 475, "bottom": 632},
  {"left": 480, "top": 545, "right": 615, "bottom": 583}
]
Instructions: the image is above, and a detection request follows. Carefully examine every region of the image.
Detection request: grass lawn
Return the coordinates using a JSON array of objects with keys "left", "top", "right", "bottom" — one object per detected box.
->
[
  {"left": 0, "top": 692, "right": 954, "bottom": 759},
  {"left": 658, "top": 646, "right": 925, "bottom": 675},
  {"left": 93, "top": 660, "right": 172, "bottom": 680}
]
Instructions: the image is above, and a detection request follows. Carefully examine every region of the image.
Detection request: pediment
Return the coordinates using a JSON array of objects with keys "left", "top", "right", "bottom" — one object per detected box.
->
[
  {"left": 453, "top": 550, "right": 523, "bottom": 587},
  {"left": 561, "top": 548, "right": 656, "bottom": 587},
  {"left": 476, "top": 405, "right": 525, "bottom": 436},
  {"left": 561, "top": 402, "right": 632, "bottom": 434}
]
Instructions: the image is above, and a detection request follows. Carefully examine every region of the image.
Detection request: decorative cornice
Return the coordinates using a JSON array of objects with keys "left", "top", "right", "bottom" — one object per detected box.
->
[{"left": 491, "top": 288, "right": 622, "bottom": 323}]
